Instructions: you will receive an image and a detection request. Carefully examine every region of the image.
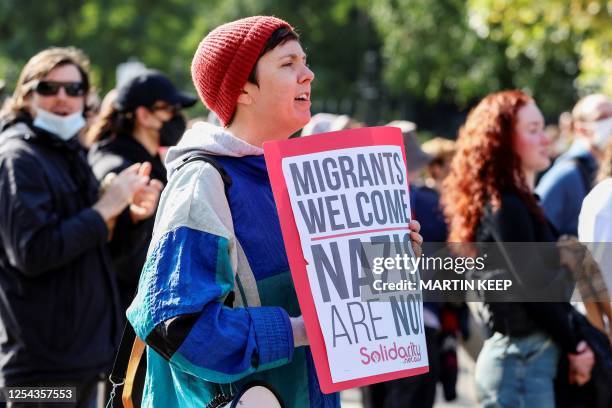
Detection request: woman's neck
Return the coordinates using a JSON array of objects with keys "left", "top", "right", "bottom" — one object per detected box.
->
[
  {"left": 523, "top": 169, "right": 536, "bottom": 191},
  {"left": 227, "top": 122, "right": 265, "bottom": 147},
  {"left": 226, "top": 110, "right": 293, "bottom": 147},
  {"left": 133, "top": 125, "right": 160, "bottom": 156}
]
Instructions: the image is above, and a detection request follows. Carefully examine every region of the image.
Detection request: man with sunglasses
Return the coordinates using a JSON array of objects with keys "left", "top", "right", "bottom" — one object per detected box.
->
[{"left": 0, "top": 47, "right": 161, "bottom": 407}]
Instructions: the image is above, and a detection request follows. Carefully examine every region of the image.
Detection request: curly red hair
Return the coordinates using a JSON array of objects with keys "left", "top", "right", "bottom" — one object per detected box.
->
[{"left": 442, "top": 90, "right": 544, "bottom": 243}]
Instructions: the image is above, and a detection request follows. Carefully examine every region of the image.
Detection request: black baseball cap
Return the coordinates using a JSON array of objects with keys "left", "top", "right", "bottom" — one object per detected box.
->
[{"left": 115, "top": 70, "right": 197, "bottom": 112}]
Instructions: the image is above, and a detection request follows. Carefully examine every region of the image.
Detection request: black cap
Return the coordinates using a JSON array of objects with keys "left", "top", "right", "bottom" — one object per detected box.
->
[{"left": 114, "top": 70, "right": 197, "bottom": 112}]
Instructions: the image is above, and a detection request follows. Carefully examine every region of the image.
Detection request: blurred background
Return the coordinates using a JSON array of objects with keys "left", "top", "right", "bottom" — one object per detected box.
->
[
  {"left": 1, "top": 0, "right": 610, "bottom": 138},
  {"left": 1, "top": 2, "right": 610, "bottom": 407}
]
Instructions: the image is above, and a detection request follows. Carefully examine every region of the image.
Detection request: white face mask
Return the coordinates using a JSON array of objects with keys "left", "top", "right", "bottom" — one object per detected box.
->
[
  {"left": 591, "top": 117, "right": 612, "bottom": 149},
  {"left": 33, "top": 108, "right": 86, "bottom": 141}
]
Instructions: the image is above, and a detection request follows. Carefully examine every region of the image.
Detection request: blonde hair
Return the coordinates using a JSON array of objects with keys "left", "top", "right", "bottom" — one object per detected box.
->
[
  {"left": 571, "top": 94, "right": 610, "bottom": 123},
  {"left": 0, "top": 47, "right": 92, "bottom": 123},
  {"left": 422, "top": 137, "right": 457, "bottom": 161}
]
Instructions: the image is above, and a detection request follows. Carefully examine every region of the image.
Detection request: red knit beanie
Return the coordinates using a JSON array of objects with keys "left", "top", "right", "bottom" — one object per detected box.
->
[{"left": 191, "top": 16, "right": 293, "bottom": 126}]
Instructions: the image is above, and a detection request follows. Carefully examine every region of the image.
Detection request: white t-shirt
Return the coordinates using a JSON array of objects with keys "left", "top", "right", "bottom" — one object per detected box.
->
[{"left": 578, "top": 178, "right": 612, "bottom": 295}]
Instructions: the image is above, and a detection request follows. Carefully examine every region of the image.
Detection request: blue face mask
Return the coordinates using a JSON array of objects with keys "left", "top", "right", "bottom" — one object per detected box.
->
[
  {"left": 33, "top": 108, "right": 86, "bottom": 141},
  {"left": 592, "top": 117, "right": 612, "bottom": 149}
]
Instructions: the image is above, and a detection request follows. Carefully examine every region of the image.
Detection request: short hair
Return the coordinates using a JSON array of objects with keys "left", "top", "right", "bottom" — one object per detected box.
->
[
  {"left": 247, "top": 27, "right": 300, "bottom": 85},
  {"left": 0, "top": 47, "right": 93, "bottom": 123},
  {"left": 422, "top": 137, "right": 457, "bottom": 163}
]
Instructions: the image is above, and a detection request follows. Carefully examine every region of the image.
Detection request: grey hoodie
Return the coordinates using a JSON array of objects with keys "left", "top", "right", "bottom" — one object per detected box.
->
[{"left": 165, "top": 121, "right": 263, "bottom": 179}]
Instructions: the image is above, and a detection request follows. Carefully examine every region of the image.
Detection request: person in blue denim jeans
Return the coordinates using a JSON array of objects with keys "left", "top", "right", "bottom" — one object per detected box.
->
[
  {"left": 475, "top": 332, "right": 560, "bottom": 406},
  {"left": 442, "top": 90, "right": 595, "bottom": 407}
]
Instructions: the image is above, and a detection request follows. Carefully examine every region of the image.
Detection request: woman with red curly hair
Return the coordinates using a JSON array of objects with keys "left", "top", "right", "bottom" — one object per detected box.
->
[{"left": 442, "top": 90, "right": 594, "bottom": 407}]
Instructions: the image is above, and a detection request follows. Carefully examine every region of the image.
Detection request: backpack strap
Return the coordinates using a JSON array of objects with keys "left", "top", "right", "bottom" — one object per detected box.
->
[
  {"left": 176, "top": 154, "right": 233, "bottom": 198},
  {"left": 173, "top": 154, "right": 240, "bottom": 401},
  {"left": 108, "top": 324, "right": 137, "bottom": 405},
  {"left": 121, "top": 336, "right": 146, "bottom": 408},
  {"left": 176, "top": 154, "right": 236, "bottom": 308}
]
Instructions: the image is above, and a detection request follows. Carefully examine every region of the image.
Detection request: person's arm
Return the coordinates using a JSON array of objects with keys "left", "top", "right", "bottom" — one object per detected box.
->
[
  {"left": 0, "top": 150, "right": 108, "bottom": 277},
  {"left": 127, "top": 163, "right": 294, "bottom": 383}
]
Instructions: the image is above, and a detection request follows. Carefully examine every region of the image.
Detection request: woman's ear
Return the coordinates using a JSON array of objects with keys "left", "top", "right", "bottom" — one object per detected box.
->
[{"left": 237, "top": 82, "right": 257, "bottom": 106}]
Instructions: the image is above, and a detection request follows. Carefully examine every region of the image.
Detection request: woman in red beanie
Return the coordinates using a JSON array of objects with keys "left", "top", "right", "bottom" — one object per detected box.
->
[{"left": 127, "top": 16, "right": 423, "bottom": 407}]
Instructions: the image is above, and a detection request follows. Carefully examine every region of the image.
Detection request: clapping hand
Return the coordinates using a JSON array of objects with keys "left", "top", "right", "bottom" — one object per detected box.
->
[
  {"left": 94, "top": 163, "right": 149, "bottom": 221},
  {"left": 129, "top": 162, "right": 164, "bottom": 223}
]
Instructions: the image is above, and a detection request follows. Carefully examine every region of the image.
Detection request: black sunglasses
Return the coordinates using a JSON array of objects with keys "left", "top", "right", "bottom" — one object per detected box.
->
[
  {"left": 35, "top": 81, "right": 86, "bottom": 97},
  {"left": 149, "top": 103, "right": 181, "bottom": 114}
]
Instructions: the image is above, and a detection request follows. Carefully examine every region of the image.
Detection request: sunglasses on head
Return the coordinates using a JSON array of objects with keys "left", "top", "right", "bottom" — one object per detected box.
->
[{"left": 35, "top": 81, "right": 86, "bottom": 97}]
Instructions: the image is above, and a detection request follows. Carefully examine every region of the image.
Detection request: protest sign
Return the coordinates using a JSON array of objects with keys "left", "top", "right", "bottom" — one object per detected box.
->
[{"left": 264, "top": 126, "right": 429, "bottom": 393}]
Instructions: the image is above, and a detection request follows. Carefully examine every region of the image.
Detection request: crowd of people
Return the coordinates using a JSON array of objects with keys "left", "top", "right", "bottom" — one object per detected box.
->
[{"left": 0, "top": 14, "right": 610, "bottom": 408}]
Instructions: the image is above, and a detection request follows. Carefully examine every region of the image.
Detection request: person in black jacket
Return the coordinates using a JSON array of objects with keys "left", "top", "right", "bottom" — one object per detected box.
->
[
  {"left": 442, "top": 90, "right": 595, "bottom": 407},
  {"left": 86, "top": 70, "right": 196, "bottom": 311},
  {"left": 0, "top": 47, "right": 161, "bottom": 407}
]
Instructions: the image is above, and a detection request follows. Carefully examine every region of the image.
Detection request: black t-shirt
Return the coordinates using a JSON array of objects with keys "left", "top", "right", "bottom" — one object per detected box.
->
[
  {"left": 88, "top": 134, "right": 167, "bottom": 184},
  {"left": 476, "top": 191, "right": 580, "bottom": 352}
]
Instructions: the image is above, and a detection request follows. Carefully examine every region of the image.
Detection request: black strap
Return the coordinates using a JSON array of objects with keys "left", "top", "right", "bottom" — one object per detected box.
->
[
  {"left": 109, "top": 153, "right": 234, "bottom": 387},
  {"left": 178, "top": 153, "right": 235, "bottom": 309},
  {"left": 175, "top": 153, "right": 238, "bottom": 401},
  {"left": 109, "top": 323, "right": 137, "bottom": 386},
  {"left": 176, "top": 153, "right": 233, "bottom": 197},
  {"left": 483, "top": 215, "right": 524, "bottom": 286}
]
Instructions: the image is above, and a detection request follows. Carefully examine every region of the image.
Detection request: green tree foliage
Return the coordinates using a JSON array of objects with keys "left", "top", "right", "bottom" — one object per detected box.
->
[
  {"left": 369, "top": 0, "right": 503, "bottom": 104},
  {"left": 0, "top": 0, "right": 205, "bottom": 94},
  {"left": 368, "top": 0, "right": 610, "bottom": 115},
  {"left": 470, "top": 0, "right": 611, "bottom": 95},
  {"left": 0, "top": 0, "right": 376, "bottom": 113},
  {"left": 0, "top": 0, "right": 609, "bottom": 121}
]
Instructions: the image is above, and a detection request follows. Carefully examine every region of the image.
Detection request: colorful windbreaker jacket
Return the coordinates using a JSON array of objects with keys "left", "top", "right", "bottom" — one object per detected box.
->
[{"left": 127, "top": 122, "right": 339, "bottom": 407}]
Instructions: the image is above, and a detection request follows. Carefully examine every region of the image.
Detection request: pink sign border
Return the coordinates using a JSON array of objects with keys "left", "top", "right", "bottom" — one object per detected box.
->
[{"left": 263, "top": 126, "right": 429, "bottom": 394}]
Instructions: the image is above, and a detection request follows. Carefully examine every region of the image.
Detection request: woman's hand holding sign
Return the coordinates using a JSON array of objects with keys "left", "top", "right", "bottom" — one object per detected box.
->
[
  {"left": 291, "top": 316, "right": 309, "bottom": 347},
  {"left": 409, "top": 220, "right": 423, "bottom": 258}
]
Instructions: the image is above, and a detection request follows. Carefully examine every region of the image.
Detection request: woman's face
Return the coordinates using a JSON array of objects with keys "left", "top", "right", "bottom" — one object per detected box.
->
[
  {"left": 136, "top": 101, "right": 175, "bottom": 132},
  {"left": 248, "top": 39, "right": 314, "bottom": 138},
  {"left": 514, "top": 102, "right": 551, "bottom": 173}
]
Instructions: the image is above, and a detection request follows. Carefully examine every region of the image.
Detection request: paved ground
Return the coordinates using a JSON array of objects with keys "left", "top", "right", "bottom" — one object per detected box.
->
[{"left": 340, "top": 346, "right": 478, "bottom": 408}]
